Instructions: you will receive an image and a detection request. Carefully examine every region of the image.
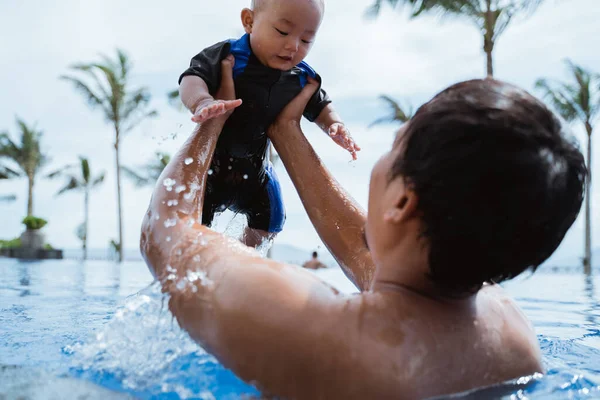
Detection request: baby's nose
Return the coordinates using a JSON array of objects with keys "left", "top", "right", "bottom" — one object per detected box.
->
[{"left": 285, "top": 38, "right": 299, "bottom": 51}]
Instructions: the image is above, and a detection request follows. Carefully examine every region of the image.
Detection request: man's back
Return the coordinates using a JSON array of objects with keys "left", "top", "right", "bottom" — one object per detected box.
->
[{"left": 289, "top": 285, "right": 542, "bottom": 399}]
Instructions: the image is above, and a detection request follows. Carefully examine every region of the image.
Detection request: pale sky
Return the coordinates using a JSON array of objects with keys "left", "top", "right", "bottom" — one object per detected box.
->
[{"left": 0, "top": 0, "right": 598, "bottom": 266}]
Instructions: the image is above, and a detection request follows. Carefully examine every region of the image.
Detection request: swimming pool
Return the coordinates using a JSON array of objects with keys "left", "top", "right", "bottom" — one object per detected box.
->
[{"left": 1, "top": 258, "right": 599, "bottom": 399}]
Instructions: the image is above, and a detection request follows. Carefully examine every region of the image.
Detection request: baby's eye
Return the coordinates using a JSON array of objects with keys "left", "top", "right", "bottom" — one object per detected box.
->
[
  {"left": 274, "top": 28, "right": 288, "bottom": 36},
  {"left": 301, "top": 39, "right": 312, "bottom": 44}
]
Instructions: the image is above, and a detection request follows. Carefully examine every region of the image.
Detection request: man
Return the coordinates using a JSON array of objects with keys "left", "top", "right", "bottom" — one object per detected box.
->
[
  {"left": 140, "top": 56, "right": 586, "bottom": 399},
  {"left": 302, "top": 251, "right": 328, "bottom": 270}
]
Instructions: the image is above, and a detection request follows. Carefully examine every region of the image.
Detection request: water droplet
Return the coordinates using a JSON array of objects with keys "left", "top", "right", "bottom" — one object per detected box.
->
[
  {"left": 166, "top": 236, "right": 171, "bottom": 242},
  {"left": 154, "top": 215, "right": 160, "bottom": 220},
  {"left": 184, "top": 192, "right": 193, "bottom": 201},
  {"left": 207, "top": 169, "right": 213, "bottom": 175},
  {"left": 228, "top": 165, "right": 232, "bottom": 170},
  {"left": 175, "top": 185, "right": 186, "bottom": 193},
  {"left": 193, "top": 255, "right": 201, "bottom": 262},
  {"left": 163, "top": 178, "right": 176, "bottom": 187},
  {"left": 167, "top": 200, "right": 179, "bottom": 207},
  {"left": 243, "top": 174, "right": 248, "bottom": 180},
  {"left": 184, "top": 157, "right": 194, "bottom": 165},
  {"left": 164, "top": 218, "right": 177, "bottom": 228},
  {"left": 229, "top": 158, "right": 234, "bottom": 162}
]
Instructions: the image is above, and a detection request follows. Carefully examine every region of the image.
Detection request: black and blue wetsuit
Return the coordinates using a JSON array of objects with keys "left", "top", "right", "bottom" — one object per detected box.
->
[{"left": 179, "top": 34, "right": 331, "bottom": 233}]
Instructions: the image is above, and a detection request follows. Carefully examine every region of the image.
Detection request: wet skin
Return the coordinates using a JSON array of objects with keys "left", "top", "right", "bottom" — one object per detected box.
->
[{"left": 140, "top": 58, "right": 543, "bottom": 399}]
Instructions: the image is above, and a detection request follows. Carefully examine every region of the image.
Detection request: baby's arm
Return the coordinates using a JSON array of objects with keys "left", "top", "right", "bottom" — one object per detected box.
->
[
  {"left": 180, "top": 74, "right": 236, "bottom": 123},
  {"left": 315, "top": 104, "right": 361, "bottom": 160}
]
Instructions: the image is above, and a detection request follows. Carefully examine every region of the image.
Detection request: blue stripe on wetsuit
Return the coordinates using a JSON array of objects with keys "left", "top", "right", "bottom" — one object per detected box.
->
[
  {"left": 265, "top": 163, "right": 286, "bottom": 233},
  {"left": 297, "top": 61, "right": 317, "bottom": 87},
  {"left": 228, "top": 35, "right": 251, "bottom": 79}
]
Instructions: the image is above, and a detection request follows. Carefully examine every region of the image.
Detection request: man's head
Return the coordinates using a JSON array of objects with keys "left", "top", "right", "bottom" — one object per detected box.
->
[
  {"left": 366, "top": 79, "right": 586, "bottom": 296},
  {"left": 241, "top": 0, "right": 324, "bottom": 70},
  {"left": 312, "top": 251, "right": 318, "bottom": 258}
]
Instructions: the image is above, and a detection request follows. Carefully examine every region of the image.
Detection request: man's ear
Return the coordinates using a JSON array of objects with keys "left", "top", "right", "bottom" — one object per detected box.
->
[
  {"left": 241, "top": 8, "right": 254, "bottom": 34},
  {"left": 383, "top": 178, "right": 419, "bottom": 224}
]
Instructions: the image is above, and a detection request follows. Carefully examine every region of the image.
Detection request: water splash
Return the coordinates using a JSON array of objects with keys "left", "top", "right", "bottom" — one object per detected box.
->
[
  {"left": 184, "top": 158, "right": 194, "bottom": 165},
  {"left": 66, "top": 283, "right": 259, "bottom": 398}
]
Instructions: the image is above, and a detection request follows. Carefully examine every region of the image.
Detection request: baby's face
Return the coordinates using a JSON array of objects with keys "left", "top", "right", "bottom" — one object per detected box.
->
[{"left": 244, "top": 0, "right": 323, "bottom": 70}]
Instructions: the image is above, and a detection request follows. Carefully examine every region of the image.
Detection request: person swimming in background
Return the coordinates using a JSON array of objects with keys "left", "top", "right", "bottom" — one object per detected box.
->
[
  {"left": 302, "top": 251, "right": 327, "bottom": 270},
  {"left": 177, "top": 0, "right": 360, "bottom": 249}
]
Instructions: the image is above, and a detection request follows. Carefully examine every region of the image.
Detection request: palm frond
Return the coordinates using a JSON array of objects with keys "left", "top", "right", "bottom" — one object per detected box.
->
[
  {"left": 0, "top": 131, "right": 21, "bottom": 160},
  {"left": 536, "top": 60, "right": 600, "bottom": 126},
  {"left": 59, "top": 75, "right": 105, "bottom": 109},
  {"left": 369, "top": 95, "right": 414, "bottom": 127},
  {"left": 0, "top": 165, "right": 21, "bottom": 179},
  {"left": 535, "top": 79, "right": 580, "bottom": 122},
  {"left": 80, "top": 157, "right": 91, "bottom": 183},
  {"left": 122, "top": 110, "right": 158, "bottom": 133},
  {"left": 91, "top": 172, "right": 106, "bottom": 188},
  {"left": 0, "top": 194, "right": 16, "bottom": 202},
  {"left": 46, "top": 164, "right": 77, "bottom": 179},
  {"left": 66, "top": 63, "right": 111, "bottom": 101},
  {"left": 168, "top": 88, "right": 186, "bottom": 110},
  {"left": 56, "top": 176, "right": 82, "bottom": 196}
]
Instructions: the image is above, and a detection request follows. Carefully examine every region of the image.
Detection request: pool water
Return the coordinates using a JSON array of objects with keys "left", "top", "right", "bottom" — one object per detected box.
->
[{"left": 1, "top": 258, "right": 599, "bottom": 399}]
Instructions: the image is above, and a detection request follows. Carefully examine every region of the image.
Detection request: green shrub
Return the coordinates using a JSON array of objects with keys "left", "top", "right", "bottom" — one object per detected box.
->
[
  {"left": 44, "top": 243, "right": 53, "bottom": 250},
  {"left": 22, "top": 216, "right": 48, "bottom": 230},
  {"left": 0, "top": 238, "right": 21, "bottom": 249}
]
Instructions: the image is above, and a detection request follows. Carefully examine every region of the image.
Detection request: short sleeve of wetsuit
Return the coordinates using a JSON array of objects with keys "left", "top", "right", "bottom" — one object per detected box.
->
[
  {"left": 178, "top": 40, "right": 231, "bottom": 95},
  {"left": 303, "top": 74, "right": 332, "bottom": 122}
]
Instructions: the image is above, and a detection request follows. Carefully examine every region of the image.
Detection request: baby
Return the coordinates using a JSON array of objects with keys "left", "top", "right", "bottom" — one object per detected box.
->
[{"left": 178, "top": 0, "right": 359, "bottom": 247}]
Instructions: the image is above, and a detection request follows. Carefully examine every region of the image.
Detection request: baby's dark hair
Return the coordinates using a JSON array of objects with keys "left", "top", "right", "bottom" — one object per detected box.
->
[{"left": 392, "top": 79, "right": 586, "bottom": 296}]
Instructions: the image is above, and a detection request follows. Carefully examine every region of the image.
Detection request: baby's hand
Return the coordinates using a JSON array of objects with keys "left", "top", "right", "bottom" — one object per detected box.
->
[
  {"left": 329, "top": 123, "right": 361, "bottom": 160},
  {"left": 192, "top": 98, "right": 240, "bottom": 123}
]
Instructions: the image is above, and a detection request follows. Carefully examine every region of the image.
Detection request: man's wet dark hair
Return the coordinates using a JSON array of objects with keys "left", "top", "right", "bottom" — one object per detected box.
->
[
  {"left": 392, "top": 79, "right": 586, "bottom": 296},
  {"left": 312, "top": 251, "right": 318, "bottom": 258}
]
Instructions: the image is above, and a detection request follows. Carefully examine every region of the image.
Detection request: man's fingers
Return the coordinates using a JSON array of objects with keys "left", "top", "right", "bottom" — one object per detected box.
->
[
  {"left": 286, "top": 77, "right": 319, "bottom": 113},
  {"left": 216, "top": 55, "right": 236, "bottom": 101}
]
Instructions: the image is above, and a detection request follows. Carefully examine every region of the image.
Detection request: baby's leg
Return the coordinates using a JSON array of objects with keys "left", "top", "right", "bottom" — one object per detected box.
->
[
  {"left": 242, "top": 227, "right": 275, "bottom": 248},
  {"left": 241, "top": 163, "right": 285, "bottom": 249}
]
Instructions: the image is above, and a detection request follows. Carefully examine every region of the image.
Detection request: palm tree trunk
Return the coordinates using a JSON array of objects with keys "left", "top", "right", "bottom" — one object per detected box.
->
[
  {"left": 483, "top": 3, "right": 494, "bottom": 78},
  {"left": 115, "top": 127, "right": 124, "bottom": 263},
  {"left": 584, "top": 124, "right": 593, "bottom": 275},
  {"left": 27, "top": 176, "right": 34, "bottom": 216},
  {"left": 84, "top": 188, "right": 89, "bottom": 261},
  {"left": 485, "top": 48, "right": 494, "bottom": 78}
]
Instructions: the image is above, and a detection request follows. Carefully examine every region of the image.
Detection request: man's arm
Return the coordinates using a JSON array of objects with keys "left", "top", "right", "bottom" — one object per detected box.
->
[
  {"left": 140, "top": 58, "right": 351, "bottom": 397},
  {"left": 268, "top": 82, "right": 375, "bottom": 291}
]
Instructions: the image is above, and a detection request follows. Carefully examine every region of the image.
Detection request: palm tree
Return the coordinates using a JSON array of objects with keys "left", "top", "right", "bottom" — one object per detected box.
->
[
  {"left": 536, "top": 60, "right": 600, "bottom": 275},
  {"left": 62, "top": 49, "right": 158, "bottom": 262},
  {"left": 370, "top": 95, "right": 415, "bottom": 127},
  {"left": 0, "top": 166, "right": 18, "bottom": 203},
  {"left": 122, "top": 152, "right": 170, "bottom": 188},
  {"left": 47, "top": 156, "right": 105, "bottom": 260},
  {"left": 366, "top": 0, "right": 543, "bottom": 77},
  {"left": 0, "top": 118, "right": 49, "bottom": 216}
]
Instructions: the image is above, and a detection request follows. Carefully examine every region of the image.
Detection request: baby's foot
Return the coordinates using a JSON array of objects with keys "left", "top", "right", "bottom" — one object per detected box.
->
[
  {"left": 329, "top": 123, "right": 361, "bottom": 160},
  {"left": 192, "top": 99, "right": 237, "bottom": 123}
]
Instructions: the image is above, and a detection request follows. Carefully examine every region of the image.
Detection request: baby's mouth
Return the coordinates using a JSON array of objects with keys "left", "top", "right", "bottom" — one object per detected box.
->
[{"left": 277, "top": 55, "right": 293, "bottom": 61}]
